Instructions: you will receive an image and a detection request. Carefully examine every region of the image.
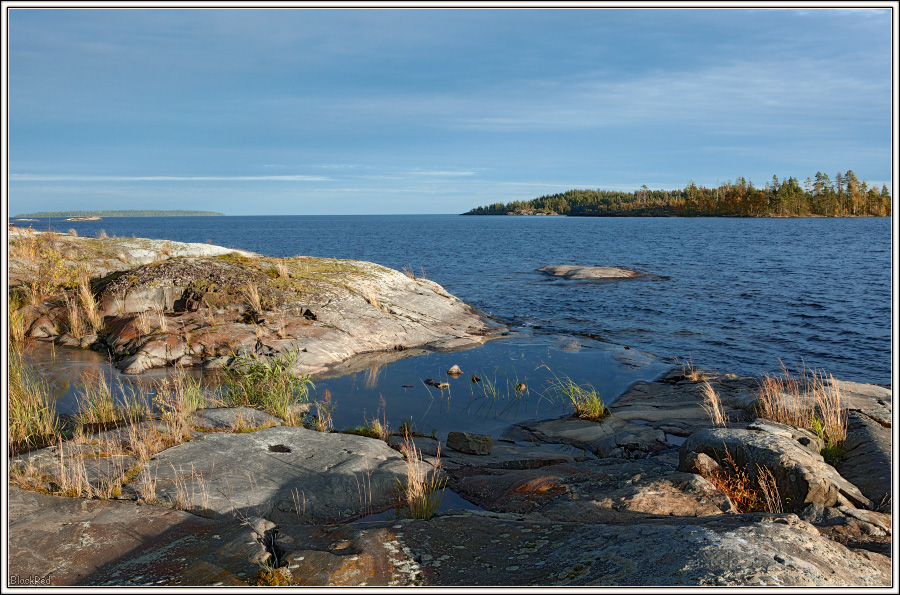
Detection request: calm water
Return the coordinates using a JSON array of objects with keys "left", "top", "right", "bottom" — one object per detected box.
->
[{"left": 15, "top": 215, "right": 892, "bottom": 436}]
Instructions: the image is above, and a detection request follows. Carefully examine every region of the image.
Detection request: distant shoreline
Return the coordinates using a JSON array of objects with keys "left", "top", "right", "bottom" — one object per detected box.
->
[{"left": 12, "top": 210, "right": 225, "bottom": 218}]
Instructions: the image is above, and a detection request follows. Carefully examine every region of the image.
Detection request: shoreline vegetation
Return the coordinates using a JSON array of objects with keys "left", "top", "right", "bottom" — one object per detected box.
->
[
  {"left": 463, "top": 171, "right": 891, "bottom": 217},
  {"left": 12, "top": 210, "right": 226, "bottom": 218}
]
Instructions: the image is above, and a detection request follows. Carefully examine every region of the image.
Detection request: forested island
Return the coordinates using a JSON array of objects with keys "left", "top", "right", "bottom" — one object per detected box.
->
[
  {"left": 12, "top": 210, "right": 225, "bottom": 218},
  {"left": 464, "top": 172, "right": 891, "bottom": 217}
]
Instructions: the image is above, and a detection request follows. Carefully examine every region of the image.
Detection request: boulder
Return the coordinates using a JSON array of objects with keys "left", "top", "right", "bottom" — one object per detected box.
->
[
  {"left": 447, "top": 365, "right": 463, "bottom": 377},
  {"left": 678, "top": 427, "right": 872, "bottom": 512},
  {"left": 835, "top": 412, "right": 892, "bottom": 510},
  {"left": 447, "top": 432, "right": 493, "bottom": 456}
]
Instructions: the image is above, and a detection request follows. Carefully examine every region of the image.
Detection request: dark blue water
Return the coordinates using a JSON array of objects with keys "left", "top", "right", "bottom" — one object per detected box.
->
[{"left": 20, "top": 215, "right": 892, "bottom": 386}]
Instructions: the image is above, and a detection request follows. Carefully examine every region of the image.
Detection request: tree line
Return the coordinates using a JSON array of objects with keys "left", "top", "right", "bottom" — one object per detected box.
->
[{"left": 464, "top": 171, "right": 891, "bottom": 217}]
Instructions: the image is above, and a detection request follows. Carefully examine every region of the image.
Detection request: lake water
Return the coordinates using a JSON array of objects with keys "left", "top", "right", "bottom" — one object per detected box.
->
[{"left": 15, "top": 215, "right": 892, "bottom": 437}]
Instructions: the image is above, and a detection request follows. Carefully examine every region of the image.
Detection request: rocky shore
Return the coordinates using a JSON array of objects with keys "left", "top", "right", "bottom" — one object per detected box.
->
[
  {"left": 6, "top": 229, "right": 893, "bottom": 586},
  {"left": 8, "top": 228, "right": 504, "bottom": 377},
  {"left": 6, "top": 368, "right": 892, "bottom": 586}
]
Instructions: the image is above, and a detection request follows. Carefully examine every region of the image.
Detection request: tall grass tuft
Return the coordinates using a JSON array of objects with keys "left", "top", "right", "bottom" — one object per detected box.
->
[
  {"left": 223, "top": 351, "right": 312, "bottom": 425},
  {"left": 756, "top": 361, "right": 848, "bottom": 450},
  {"left": 545, "top": 373, "right": 609, "bottom": 422},
  {"left": 8, "top": 351, "right": 60, "bottom": 455},
  {"left": 75, "top": 371, "right": 119, "bottom": 428},
  {"left": 755, "top": 464, "right": 783, "bottom": 514},
  {"left": 242, "top": 283, "right": 263, "bottom": 314},
  {"left": 700, "top": 381, "right": 727, "bottom": 427},
  {"left": 8, "top": 294, "right": 28, "bottom": 350},
  {"left": 399, "top": 437, "right": 446, "bottom": 520},
  {"left": 77, "top": 274, "right": 103, "bottom": 333},
  {"left": 312, "top": 390, "right": 334, "bottom": 432}
]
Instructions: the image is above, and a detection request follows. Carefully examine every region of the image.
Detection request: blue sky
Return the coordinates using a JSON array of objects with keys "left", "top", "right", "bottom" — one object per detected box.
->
[{"left": 5, "top": 7, "right": 895, "bottom": 215}]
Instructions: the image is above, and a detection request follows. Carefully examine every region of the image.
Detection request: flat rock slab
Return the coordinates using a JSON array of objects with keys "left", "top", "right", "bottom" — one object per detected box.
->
[
  {"left": 538, "top": 265, "right": 641, "bottom": 280},
  {"left": 610, "top": 370, "right": 759, "bottom": 438},
  {"left": 6, "top": 486, "right": 256, "bottom": 587},
  {"left": 385, "top": 511, "right": 890, "bottom": 586},
  {"left": 190, "top": 407, "right": 284, "bottom": 431},
  {"left": 830, "top": 379, "right": 891, "bottom": 426},
  {"left": 447, "top": 455, "right": 734, "bottom": 520},
  {"left": 516, "top": 415, "right": 669, "bottom": 457},
  {"left": 128, "top": 426, "right": 428, "bottom": 524},
  {"left": 389, "top": 435, "right": 582, "bottom": 470}
]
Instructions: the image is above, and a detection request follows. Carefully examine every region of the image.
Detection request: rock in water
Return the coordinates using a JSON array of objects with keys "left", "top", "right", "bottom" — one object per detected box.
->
[
  {"left": 447, "top": 432, "right": 493, "bottom": 455},
  {"left": 538, "top": 265, "right": 641, "bottom": 280},
  {"left": 447, "top": 365, "right": 463, "bottom": 377}
]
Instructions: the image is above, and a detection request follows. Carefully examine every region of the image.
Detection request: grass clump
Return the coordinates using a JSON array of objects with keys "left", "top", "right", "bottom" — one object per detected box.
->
[
  {"left": 700, "top": 381, "right": 727, "bottom": 427},
  {"left": 311, "top": 390, "right": 334, "bottom": 433},
  {"left": 8, "top": 351, "right": 60, "bottom": 455},
  {"left": 756, "top": 361, "right": 848, "bottom": 460},
  {"left": 398, "top": 437, "right": 446, "bottom": 520},
  {"left": 546, "top": 375, "right": 609, "bottom": 422},
  {"left": 223, "top": 351, "right": 312, "bottom": 425}
]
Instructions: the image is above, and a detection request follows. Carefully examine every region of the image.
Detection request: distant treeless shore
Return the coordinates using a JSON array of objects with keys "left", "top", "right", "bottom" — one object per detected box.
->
[{"left": 12, "top": 210, "right": 225, "bottom": 218}]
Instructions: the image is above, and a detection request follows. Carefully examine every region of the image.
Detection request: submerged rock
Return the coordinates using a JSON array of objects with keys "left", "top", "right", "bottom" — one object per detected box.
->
[{"left": 538, "top": 265, "right": 642, "bottom": 280}]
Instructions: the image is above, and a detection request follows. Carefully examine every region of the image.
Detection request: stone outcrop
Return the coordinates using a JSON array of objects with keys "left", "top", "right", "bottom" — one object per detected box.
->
[
  {"left": 538, "top": 265, "right": 642, "bottom": 280},
  {"left": 125, "top": 425, "right": 432, "bottom": 524},
  {"left": 8, "top": 485, "right": 890, "bottom": 587},
  {"left": 8, "top": 230, "right": 504, "bottom": 377},
  {"left": 678, "top": 425, "right": 872, "bottom": 511}
]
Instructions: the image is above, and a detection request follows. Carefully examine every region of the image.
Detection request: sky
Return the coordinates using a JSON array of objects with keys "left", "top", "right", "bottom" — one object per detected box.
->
[{"left": 4, "top": 6, "right": 896, "bottom": 215}]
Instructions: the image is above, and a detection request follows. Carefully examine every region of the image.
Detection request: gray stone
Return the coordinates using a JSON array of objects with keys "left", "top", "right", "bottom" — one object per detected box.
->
[
  {"left": 447, "top": 432, "right": 493, "bottom": 456},
  {"left": 538, "top": 265, "right": 641, "bottom": 280},
  {"left": 190, "top": 407, "right": 285, "bottom": 431},
  {"left": 517, "top": 415, "right": 668, "bottom": 457},
  {"left": 128, "top": 425, "right": 432, "bottom": 524},
  {"left": 835, "top": 411, "right": 892, "bottom": 510},
  {"left": 679, "top": 428, "right": 872, "bottom": 512}
]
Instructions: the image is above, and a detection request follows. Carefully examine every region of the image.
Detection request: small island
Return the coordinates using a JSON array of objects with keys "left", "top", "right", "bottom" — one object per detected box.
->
[
  {"left": 12, "top": 209, "right": 226, "bottom": 218},
  {"left": 464, "top": 171, "right": 891, "bottom": 218}
]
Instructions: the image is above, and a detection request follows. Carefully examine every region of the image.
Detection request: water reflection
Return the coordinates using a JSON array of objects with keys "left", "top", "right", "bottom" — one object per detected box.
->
[{"left": 19, "top": 333, "right": 669, "bottom": 438}]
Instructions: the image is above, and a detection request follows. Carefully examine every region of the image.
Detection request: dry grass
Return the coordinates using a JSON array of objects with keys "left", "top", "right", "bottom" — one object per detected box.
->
[
  {"left": 77, "top": 274, "right": 103, "bottom": 333},
  {"left": 243, "top": 282, "right": 263, "bottom": 314},
  {"left": 705, "top": 446, "right": 763, "bottom": 513},
  {"left": 8, "top": 305, "right": 28, "bottom": 350},
  {"left": 357, "top": 284, "right": 386, "bottom": 313},
  {"left": 700, "top": 381, "right": 727, "bottom": 427},
  {"left": 156, "top": 310, "right": 169, "bottom": 333},
  {"left": 680, "top": 355, "right": 703, "bottom": 382},
  {"left": 96, "top": 229, "right": 108, "bottom": 239},
  {"left": 398, "top": 437, "right": 446, "bottom": 520},
  {"left": 275, "top": 260, "right": 290, "bottom": 278},
  {"left": 8, "top": 350, "right": 60, "bottom": 455},
  {"left": 756, "top": 464, "right": 783, "bottom": 514},
  {"left": 312, "top": 390, "right": 334, "bottom": 433},
  {"left": 68, "top": 228, "right": 78, "bottom": 237},
  {"left": 136, "top": 310, "right": 154, "bottom": 335},
  {"left": 65, "top": 294, "right": 87, "bottom": 338},
  {"left": 757, "top": 361, "right": 847, "bottom": 448}
]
